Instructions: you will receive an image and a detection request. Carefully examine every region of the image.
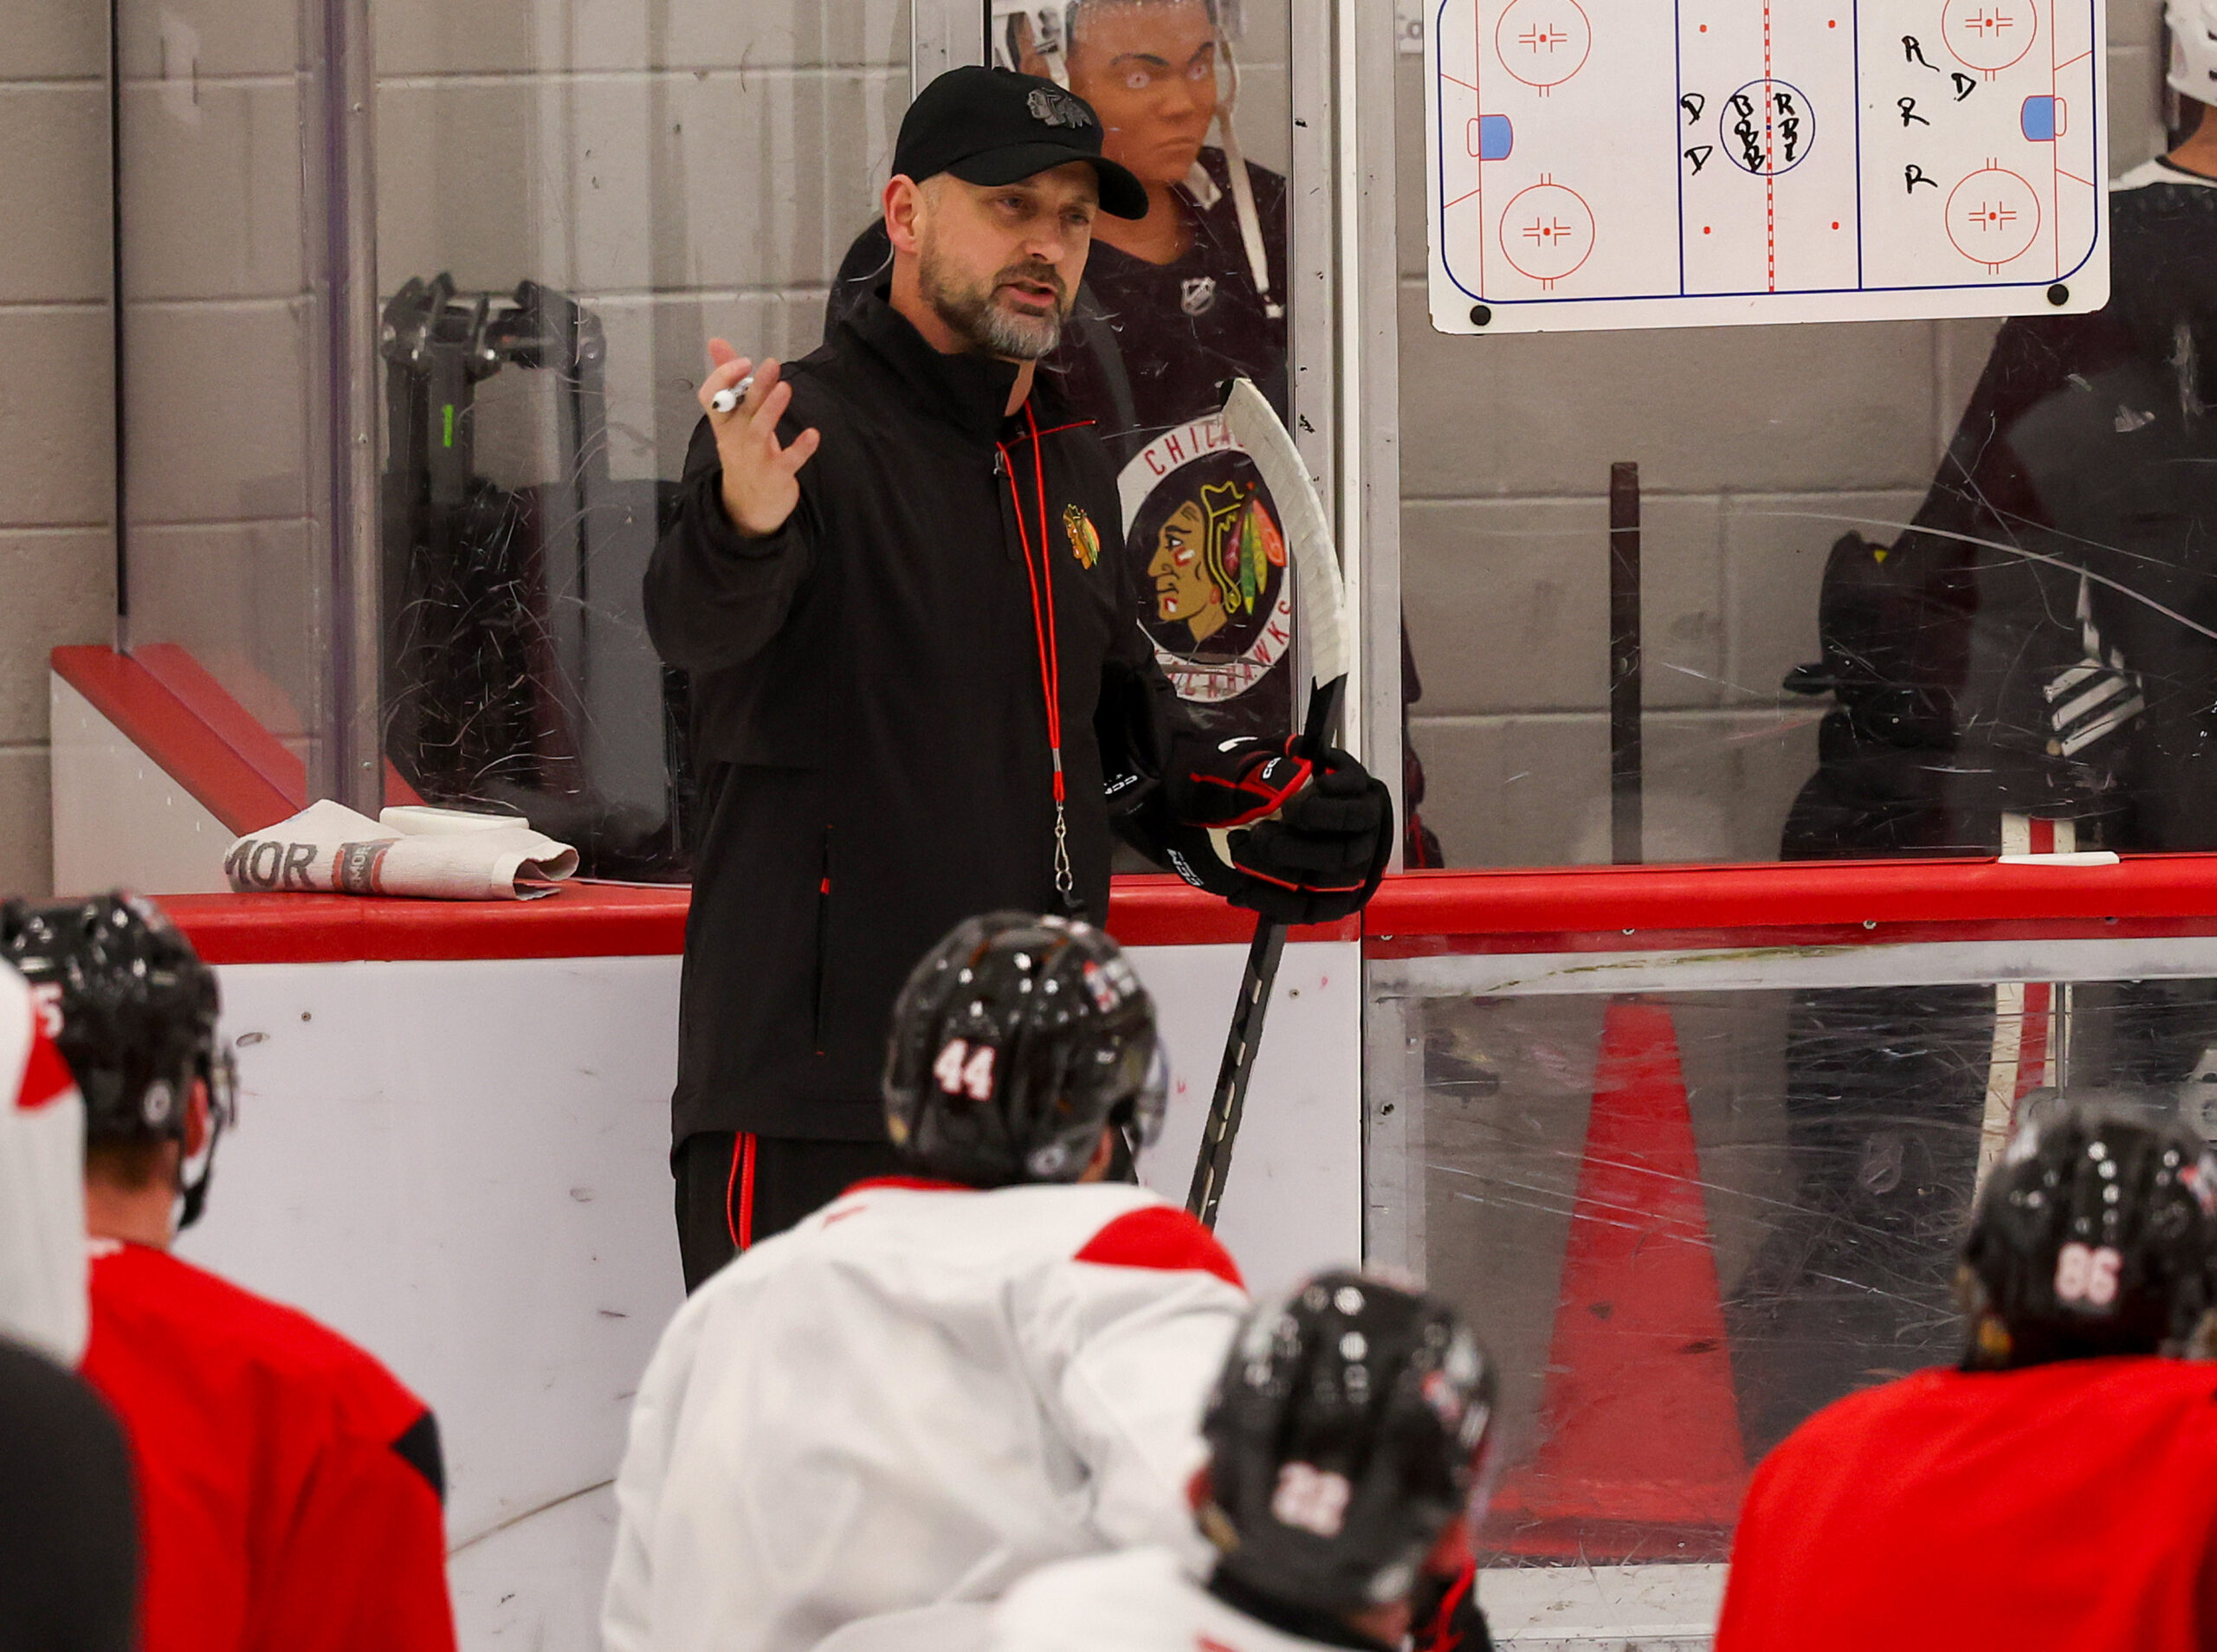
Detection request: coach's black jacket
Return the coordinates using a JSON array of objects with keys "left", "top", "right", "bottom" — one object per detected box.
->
[{"left": 647, "top": 290, "right": 1216, "bottom": 1143}]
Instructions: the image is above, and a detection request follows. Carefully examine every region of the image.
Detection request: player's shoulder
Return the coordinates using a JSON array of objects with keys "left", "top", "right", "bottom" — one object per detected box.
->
[
  {"left": 795, "top": 1178, "right": 1243, "bottom": 1288},
  {"left": 979, "top": 1180, "right": 1242, "bottom": 1287},
  {"left": 91, "top": 1242, "right": 425, "bottom": 1435},
  {"left": 1752, "top": 1367, "right": 1953, "bottom": 1478},
  {"left": 2048, "top": 1352, "right": 2217, "bottom": 1426},
  {"left": 1195, "top": 145, "right": 1286, "bottom": 208},
  {"left": 995, "top": 1546, "right": 1199, "bottom": 1652},
  {"left": 1774, "top": 1358, "right": 2217, "bottom": 1464}
]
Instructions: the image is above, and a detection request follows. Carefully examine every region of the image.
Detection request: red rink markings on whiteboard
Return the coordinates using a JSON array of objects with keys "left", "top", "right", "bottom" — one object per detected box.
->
[{"left": 1764, "top": 3, "right": 1774, "bottom": 291}]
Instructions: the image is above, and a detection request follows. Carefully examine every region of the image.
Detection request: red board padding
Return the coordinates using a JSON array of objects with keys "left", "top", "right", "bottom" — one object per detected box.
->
[
  {"left": 157, "top": 887, "right": 694, "bottom": 965},
  {"left": 1102, "top": 876, "right": 1361, "bottom": 946},
  {"left": 1367, "top": 857, "right": 2217, "bottom": 955},
  {"left": 53, "top": 645, "right": 295, "bottom": 836},
  {"left": 155, "top": 880, "right": 1351, "bottom": 965}
]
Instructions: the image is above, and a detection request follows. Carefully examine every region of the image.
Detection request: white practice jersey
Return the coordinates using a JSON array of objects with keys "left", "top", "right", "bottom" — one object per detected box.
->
[
  {"left": 992, "top": 1547, "right": 1348, "bottom": 1652},
  {"left": 0, "top": 962, "right": 87, "bottom": 1364},
  {"left": 602, "top": 1178, "right": 1248, "bottom": 1652}
]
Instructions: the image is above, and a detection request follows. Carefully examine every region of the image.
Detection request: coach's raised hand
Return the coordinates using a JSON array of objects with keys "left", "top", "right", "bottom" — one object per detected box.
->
[{"left": 700, "top": 338, "right": 820, "bottom": 538}]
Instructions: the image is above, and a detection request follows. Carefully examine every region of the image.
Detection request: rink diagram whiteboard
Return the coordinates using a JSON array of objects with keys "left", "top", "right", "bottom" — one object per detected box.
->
[{"left": 1425, "top": 0, "right": 2110, "bottom": 332}]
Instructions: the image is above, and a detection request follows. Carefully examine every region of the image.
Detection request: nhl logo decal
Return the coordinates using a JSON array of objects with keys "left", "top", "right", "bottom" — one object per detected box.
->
[
  {"left": 1180, "top": 275, "right": 1218, "bottom": 316},
  {"left": 1063, "top": 503, "right": 1101, "bottom": 570}
]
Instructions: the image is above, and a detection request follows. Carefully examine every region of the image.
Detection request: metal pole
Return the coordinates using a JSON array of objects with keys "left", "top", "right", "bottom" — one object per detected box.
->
[
  {"left": 108, "top": 0, "right": 128, "bottom": 653},
  {"left": 1609, "top": 461, "right": 1642, "bottom": 866},
  {"left": 1350, "top": 0, "right": 1404, "bottom": 868},
  {"left": 317, "top": 0, "right": 383, "bottom": 814}
]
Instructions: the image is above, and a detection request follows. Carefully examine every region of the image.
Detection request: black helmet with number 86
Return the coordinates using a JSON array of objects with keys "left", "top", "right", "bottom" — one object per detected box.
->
[
  {"left": 882, "top": 912, "right": 1167, "bottom": 1187},
  {"left": 1962, "top": 1096, "right": 2217, "bottom": 1370}
]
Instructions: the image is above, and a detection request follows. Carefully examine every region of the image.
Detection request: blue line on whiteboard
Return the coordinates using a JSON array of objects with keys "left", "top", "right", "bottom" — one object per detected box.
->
[
  {"left": 1674, "top": 0, "right": 1687, "bottom": 297},
  {"left": 1852, "top": 0, "right": 1865, "bottom": 288}
]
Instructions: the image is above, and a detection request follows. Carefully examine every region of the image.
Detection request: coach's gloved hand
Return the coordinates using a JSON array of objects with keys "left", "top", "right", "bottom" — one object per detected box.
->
[
  {"left": 1169, "top": 736, "right": 1318, "bottom": 828},
  {"left": 1157, "top": 741, "right": 1393, "bottom": 925}
]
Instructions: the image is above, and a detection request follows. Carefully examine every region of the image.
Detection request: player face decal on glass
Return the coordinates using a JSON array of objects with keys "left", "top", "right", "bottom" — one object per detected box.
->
[{"left": 1064, "top": 0, "right": 1220, "bottom": 190}]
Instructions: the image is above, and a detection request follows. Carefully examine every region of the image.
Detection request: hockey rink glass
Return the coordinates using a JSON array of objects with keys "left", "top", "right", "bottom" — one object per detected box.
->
[
  {"left": 1366, "top": 940, "right": 2217, "bottom": 1607},
  {"left": 1397, "top": 3, "right": 2207, "bottom": 877}
]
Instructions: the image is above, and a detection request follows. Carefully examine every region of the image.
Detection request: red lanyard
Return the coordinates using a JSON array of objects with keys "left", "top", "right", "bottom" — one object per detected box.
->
[{"left": 997, "top": 403, "right": 1075, "bottom": 909}]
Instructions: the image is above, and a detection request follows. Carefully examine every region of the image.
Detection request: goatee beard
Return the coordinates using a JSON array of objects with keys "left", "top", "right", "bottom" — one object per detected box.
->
[{"left": 920, "top": 251, "right": 1065, "bottom": 360}]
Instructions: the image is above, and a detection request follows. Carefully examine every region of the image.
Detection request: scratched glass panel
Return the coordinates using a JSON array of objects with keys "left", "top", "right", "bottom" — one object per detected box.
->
[
  {"left": 1365, "top": 964, "right": 2217, "bottom": 1587},
  {"left": 973, "top": 2, "right": 1302, "bottom": 756},
  {"left": 361, "top": 2, "right": 916, "bottom": 876},
  {"left": 1396, "top": 3, "right": 2210, "bottom": 872},
  {"left": 113, "top": 3, "right": 326, "bottom": 766}
]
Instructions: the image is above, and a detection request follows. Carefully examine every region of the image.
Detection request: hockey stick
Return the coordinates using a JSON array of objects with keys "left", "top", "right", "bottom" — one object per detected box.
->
[{"left": 1186, "top": 378, "right": 1352, "bottom": 1229}]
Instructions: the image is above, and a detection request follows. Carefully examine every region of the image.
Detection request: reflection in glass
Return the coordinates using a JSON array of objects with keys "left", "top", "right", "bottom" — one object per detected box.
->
[
  {"left": 1782, "top": 143, "right": 2217, "bottom": 861},
  {"left": 362, "top": 5, "right": 911, "bottom": 877}
]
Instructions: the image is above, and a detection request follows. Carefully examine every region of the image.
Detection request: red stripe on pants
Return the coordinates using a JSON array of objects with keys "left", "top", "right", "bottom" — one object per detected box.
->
[{"left": 726, "top": 1133, "right": 759, "bottom": 1252}]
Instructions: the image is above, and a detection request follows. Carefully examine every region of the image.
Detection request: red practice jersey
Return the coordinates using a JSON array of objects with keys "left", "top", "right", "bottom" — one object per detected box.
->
[
  {"left": 80, "top": 1241, "right": 456, "bottom": 1652},
  {"left": 1716, "top": 1358, "right": 2217, "bottom": 1651},
  {"left": 0, "top": 966, "right": 87, "bottom": 1363}
]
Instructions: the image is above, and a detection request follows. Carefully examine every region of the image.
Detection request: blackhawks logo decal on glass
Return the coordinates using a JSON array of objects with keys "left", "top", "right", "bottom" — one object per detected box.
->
[
  {"left": 1117, "top": 415, "right": 1292, "bottom": 705},
  {"left": 1063, "top": 503, "right": 1102, "bottom": 570}
]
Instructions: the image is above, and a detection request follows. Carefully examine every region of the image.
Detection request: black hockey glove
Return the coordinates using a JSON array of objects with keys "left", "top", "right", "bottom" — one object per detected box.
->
[
  {"left": 1153, "top": 741, "right": 1393, "bottom": 926},
  {"left": 1411, "top": 1560, "right": 1495, "bottom": 1652}
]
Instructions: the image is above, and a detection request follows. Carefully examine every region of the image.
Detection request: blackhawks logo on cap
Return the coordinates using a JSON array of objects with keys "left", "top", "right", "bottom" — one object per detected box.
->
[
  {"left": 1027, "top": 86, "right": 1094, "bottom": 129},
  {"left": 1063, "top": 503, "right": 1101, "bottom": 570}
]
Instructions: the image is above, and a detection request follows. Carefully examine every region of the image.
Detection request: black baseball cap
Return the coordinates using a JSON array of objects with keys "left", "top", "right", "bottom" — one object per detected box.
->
[{"left": 893, "top": 66, "right": 1148, "bottom": 220}]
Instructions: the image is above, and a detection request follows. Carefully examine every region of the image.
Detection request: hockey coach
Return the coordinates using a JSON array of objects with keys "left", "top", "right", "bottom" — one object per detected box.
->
[{"left": 648, "top": 64, "right": 1391, "bottom": 1287}]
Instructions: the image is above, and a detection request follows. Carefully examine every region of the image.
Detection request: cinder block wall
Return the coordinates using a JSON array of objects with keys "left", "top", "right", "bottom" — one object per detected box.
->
[
  {"left": 1395, "top": 3, "right": 2171, "bottom": 868},
  {"left": 0, "top": 2, "right": 117, "bottom": 897},
  {"left": 372, "top": 0, "right": 1289, "bottom": 479}
]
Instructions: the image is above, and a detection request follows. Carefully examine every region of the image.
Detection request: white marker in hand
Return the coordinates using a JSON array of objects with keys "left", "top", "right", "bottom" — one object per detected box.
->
[{"left": 710, "top": 375, "right": 754, "bottom": 415}]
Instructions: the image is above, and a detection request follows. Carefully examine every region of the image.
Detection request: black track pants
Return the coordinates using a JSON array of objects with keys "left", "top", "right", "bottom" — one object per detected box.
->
[{"left": 672, "top": 1131, "right": 906, "bottom": 1293}]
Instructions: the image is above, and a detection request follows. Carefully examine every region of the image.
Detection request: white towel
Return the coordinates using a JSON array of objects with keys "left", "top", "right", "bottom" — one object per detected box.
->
[{"left": 223, "top": 800, "right": 579, "bottom": 901}]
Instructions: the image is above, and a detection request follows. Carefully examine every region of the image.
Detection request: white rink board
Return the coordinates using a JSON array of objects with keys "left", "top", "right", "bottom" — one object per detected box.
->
[
  {"left": 173, "top": 941, "right": 1360, "bottom": 1651},
  {"left": 1427, "top": 0, "right": 2110, "bottom": 333}
]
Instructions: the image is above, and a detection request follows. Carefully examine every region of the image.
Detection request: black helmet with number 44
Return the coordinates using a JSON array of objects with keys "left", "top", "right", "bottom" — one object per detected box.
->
[
  {"left": 1199, "top": 1271, "right": 1499, "bottom": 1616},
  {"left": 882, "top": 912, "right": 1167, "bottom": 1187},
  {"left": 1962, "top": 1096, "right": 2217, "bottom": 1371},
  {"left": 0, "top": 891, "right": 236, "bottom": 1228}
]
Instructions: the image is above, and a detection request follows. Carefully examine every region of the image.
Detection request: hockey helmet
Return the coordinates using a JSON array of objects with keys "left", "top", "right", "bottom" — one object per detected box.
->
[
  {"left": 882, "top": 912, "right": 1166, "bottom": 1186},
  {"left": 992, "top": 0, "right": 1278, "bottom": 316},
  {"left": 0, "top": 892, "right": 236, "bottom": 1227},
  {"left": 1962, "top": 1096, "right": 2217, "bottom": 1369},
  {"left": 1199, "top": 1271, "right": 1498, "bottom": 1614},
  {"left": 2169, "top": 1, "right": 2217, "bottom": 104}
]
